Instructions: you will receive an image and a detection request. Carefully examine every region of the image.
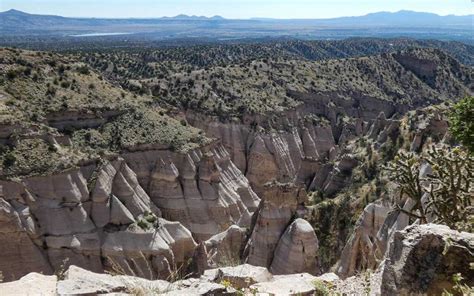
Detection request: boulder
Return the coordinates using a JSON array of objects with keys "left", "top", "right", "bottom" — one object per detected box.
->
[
  {"left": 162, "top": 282, "right": 226, "bottom": 295},
  {"left": 244, "top": 182, "right": 305, "bottom": 268},
  {"left": 209, "top": 264, "right": 273, "bottom": 289},
  {"left": 270, "top": 218, "right": 320, "bottom": 275},
  {"left": 380, "top": 224, "right": 474, "bottom": 295},
  {"left": 0, "top": 273, "right": 57, "bottom": 295},
  {"left": 250, "top": 273, "right": 316, "bottom": 296},
  {"left": 336, "top": 201, "right": 392, "bottom": 278},
  {"left": 205, "top": 225, "right": 246, "bottom": 268},
  {"left": 57, "top": 265, "right": 171, "bottom": 295},
  {"left": 250, "top": 272, "right": 339, "bottom": 296}
]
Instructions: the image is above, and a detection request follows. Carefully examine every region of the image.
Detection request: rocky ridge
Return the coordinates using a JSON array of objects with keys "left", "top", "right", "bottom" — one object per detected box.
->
[{"left": 2, "top": 223, "right": 471, "bottom": 295}]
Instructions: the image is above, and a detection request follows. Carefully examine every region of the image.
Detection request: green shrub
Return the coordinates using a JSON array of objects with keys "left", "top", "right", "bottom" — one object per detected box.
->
[
  {"left": 77, "top": 65, "right": 90, "bottom": 75},
  {"left": 449, "top": 96, "right": 473, "bottom": 153},
  {"left": 6, "top": 69, "right": 18, "bottom": 80},
  {"left": 3, "top": 153, "right": 16, "bottom": 167},
  {"left": 386, "top": 145, "right": 473, "bottom": 231}
]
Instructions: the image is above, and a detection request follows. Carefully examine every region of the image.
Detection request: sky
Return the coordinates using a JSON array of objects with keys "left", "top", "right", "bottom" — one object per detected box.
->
[{"left": 1, "top": 0, "right": 472, "bottom": 19}]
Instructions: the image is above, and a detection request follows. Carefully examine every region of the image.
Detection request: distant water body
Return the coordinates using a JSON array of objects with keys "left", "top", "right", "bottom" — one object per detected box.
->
[{"left": 70, "top": 32, "right": 133, "bottom": 37}]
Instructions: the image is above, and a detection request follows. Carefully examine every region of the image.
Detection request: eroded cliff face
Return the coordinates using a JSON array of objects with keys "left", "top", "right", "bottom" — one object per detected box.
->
[
  {"left": 185, "top": 93, "right": 413, "bottom": 202},
  {"left": 121, "top": 142, "right": 260, "bottom": 241},
  {"left": 241, "top": 182, "right": 322, "bottom": 275},
  {"left": 179, "top": 48, "right": 472, "bottom": 203},
  {"left": 187, "top": 111, "right": 338, "bottom": 197},
  {"left": 0, "top": 158, "right": 196, "bottom": 281},
  {"left": 335, "top": 107, "right": 454, "bottom": 278},
  {"left": 0, "top": 141, "right": 260, "bottom": 281}
]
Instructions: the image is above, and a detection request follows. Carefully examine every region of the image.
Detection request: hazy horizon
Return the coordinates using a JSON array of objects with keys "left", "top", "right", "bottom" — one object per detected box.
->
[{"left": 1, "top": 0, "right": 471, "bottom": 19}]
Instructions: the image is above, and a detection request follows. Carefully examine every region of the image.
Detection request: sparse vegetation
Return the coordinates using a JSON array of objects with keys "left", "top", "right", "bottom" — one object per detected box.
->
[
  {"left": 385, "top": 151, "right": 427, "bottom": 223},
  {"left": 135, "top": 211, "right": 160, "bottom": 230},
  {"left": 424, "top": 146, "right": 473, "bottom": 232},
  {"left": 386, "top": 145, "right": 473, "bottom": 231},
  {"left": 0, "top": 48, "right": 211, "bottom": 178},
  {"left": 442, "top": 273, "right": 474, "bottom": 296},
  {"left": 54, "top": 258, "right": 70, "bottom": 281},
  {"left": 312, "top": 279, "right": 334, "bottom": 296},
  {"left": 449, "top": 96, "right": 474, "bottom": 153}
]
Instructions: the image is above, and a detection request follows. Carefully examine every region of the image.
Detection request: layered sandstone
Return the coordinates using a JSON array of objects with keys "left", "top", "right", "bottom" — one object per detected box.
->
[
  {"left": 204, "top": 225, "right": 247, "bottom": 268},
  {"left": 122, "top": 143, "right": 260, "bottom": 241},
  {"left": 336, "top": 200, "right": 392, "bottom": 278},
  {"left": 0, "top": 158, "right": 197, "bottom": 281},
  {"left": 244, "top": 182, "right": 306, "bottom": 267},
  {"left": 0, "top": 139, "right": 262, "bottom": 282},
  {"left": 187, "top": 112, "right": 336, "bottom": 196},
  {"left": 270, "top": 218, "right": 320, "bottom": 275}
]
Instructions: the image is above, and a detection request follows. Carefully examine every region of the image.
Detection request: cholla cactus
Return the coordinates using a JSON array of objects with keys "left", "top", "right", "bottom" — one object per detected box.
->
[
  {"left": 424, "top": 146, "right": 473, "bottom": 231},
  {"left": 385, "top": 151, "right": 427, "bottom": 222}
]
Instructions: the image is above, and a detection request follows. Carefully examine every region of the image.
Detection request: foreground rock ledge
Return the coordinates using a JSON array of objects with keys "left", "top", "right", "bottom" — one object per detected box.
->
[
  {"left": 380, "top": 224, "right": 474, "bottom": 296},
  {"left": 0, "top": 264, "right": 339, "bottom": 296},
  {"left": 2, "top": 224, "right": 472, "bottom": 295}
]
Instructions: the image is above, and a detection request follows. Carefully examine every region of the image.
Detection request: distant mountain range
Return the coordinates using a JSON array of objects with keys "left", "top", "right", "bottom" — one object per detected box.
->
[
  {"left": 254, "top": 10, "right": 471, "bottom": 24},
  {"left": 161, "top": 14, "right": 225, "bottom": 20},
  {"left": 0, "top": 9, "right": 472, "bottom": 41}
]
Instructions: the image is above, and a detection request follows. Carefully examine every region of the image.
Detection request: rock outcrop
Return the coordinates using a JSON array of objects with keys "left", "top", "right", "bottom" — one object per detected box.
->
[
  {"left": 244, "top": 182, "right": 306, "bottom": 267},
  {"left": 0, "top": 273, "right": 58, "bottom": 295},
  {"left": 204, "top": 225, "right": 247, "bottom": 268},
  {"left": 123, "top": 143, "right": 260, "bottom": 241},
  {"left": 336, "top": 198, "right": 412, "bottom": 278},
  {"left": 270, "top": 218, "right": 320, "bottom": 275},
  {"left": 5, "top": 224, "right": 471, "bottom": 296},
  {"left": 0, "top": 158, "right": 197, "bottom": 281},
  {"left": 336, "top": 200, "right": 392, "bottom": 278},
  {"left": 1, "top": 264, "right": 342, "bottom": 296},
  {"left": 243, "top": 182, "right": 321, "bottom": 275},
  {"left": 57, "top": 265, "right": 171, "bottom": 295},
  {"left": 380, "top": 224, "right": 474, "bottom": 296},
  {"left": 187, "top": 112, "right": 337, "bottom": 196},
  {"left": 209, "top": 264, "right": 273, "bottom": 289}
]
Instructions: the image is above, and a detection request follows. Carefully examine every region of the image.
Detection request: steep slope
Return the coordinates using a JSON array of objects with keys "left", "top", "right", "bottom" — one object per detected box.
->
[
  {"left": 148, "top": 48, "right": 471, "bottom": 117},
  {"left": 142, "top": 48, "right": 471, "bottom": 196},
  {"left": 0, "top": 48, "right": 260, "bottom": 281},
  {"left": 79, "top": 38, "right": 474, "bottom": 84}
]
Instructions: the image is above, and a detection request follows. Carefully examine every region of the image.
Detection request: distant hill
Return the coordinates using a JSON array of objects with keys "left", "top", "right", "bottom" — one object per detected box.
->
[
  {"left": 162, "top": 14, "right": 225, "bottom": 20},
  {"left": 316, "top": 10, "right": 473, "bottom": 27},
  {"left": 0, "top": 9, "right": 472, "bottom": 41}
]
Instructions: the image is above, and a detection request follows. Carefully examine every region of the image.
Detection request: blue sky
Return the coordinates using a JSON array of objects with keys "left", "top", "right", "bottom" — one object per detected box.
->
[{"left": 1, "top": 0, "right": 472, "bottom": 19}]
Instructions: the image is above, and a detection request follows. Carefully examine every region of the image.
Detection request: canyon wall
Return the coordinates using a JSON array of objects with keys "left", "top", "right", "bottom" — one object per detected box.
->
[{"left": 0, "top": 142, "right": 260, "bottom": 281}]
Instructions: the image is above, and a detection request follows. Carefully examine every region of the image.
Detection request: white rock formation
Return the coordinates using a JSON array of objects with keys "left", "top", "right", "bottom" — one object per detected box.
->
[
  {"left": 0, "top": 264, "right": 341, "bottom": 296},
  {"left": 122, "top": 143, "right": 260, "bottom": 241},
  {"left": 336, "top": 200, "right": 392, "bottom": 278},
  {"left": 0, "top": 158, "right": 197, "bottom": 281},
  {"left": 244, "top": 182, "right": 306, "bottom": 267},
  {"left": 205, "top": 224, "right": 246, "bottom": 268},
  {"left": 270, "top": 218, "right": 320, "bottom": 275},
  {"left": 206, "top": 264, "right": 273, "bottom": 289},
  {"left": 0, "top": 273, "right": 57, "bottom": 296}
]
